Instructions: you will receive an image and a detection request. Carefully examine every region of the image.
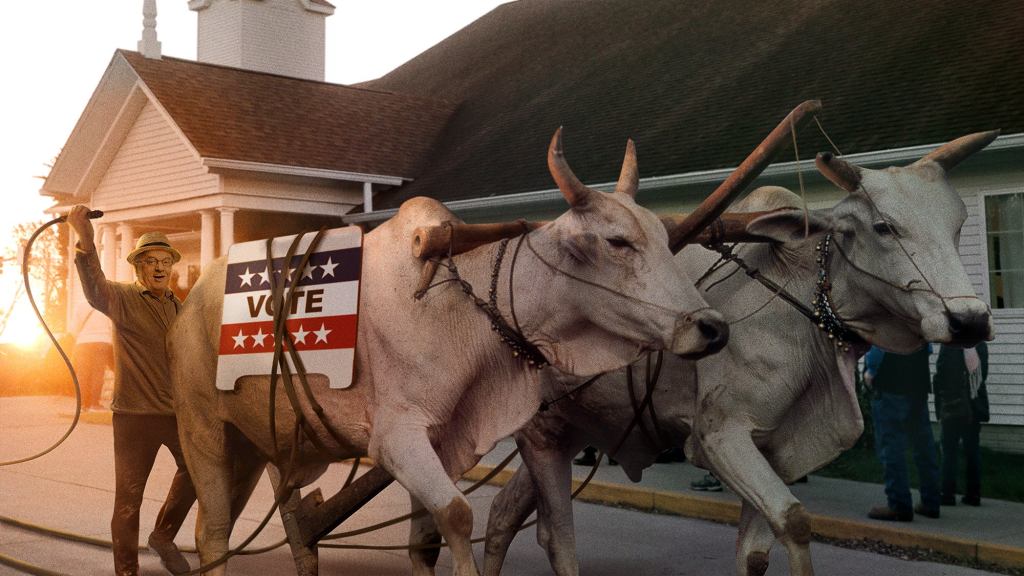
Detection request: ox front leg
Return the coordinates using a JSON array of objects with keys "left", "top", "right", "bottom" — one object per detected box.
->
[
  {"left": 409, "top": 495, "right": 442, "bottom": 576},
  {"left": 483, "top": 465, "right": 537, "bottom": 576},
  {"left": 371, "top": 421, "right": 479, "bottom": 576},
  {"left": 698, "top": 424, "right": 813, "bottom": 576},
  {"left": 736, "top": 500, "right": 775, "bottom": 576}
]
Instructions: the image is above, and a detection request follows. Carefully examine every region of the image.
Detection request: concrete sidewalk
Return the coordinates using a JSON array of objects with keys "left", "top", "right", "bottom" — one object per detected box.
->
[
  {"left": 3, "top": 395, "right": 1022, "bottom": 574},
  {"left": 467, "top": 436, "right": 1024, "bottom": 571}
]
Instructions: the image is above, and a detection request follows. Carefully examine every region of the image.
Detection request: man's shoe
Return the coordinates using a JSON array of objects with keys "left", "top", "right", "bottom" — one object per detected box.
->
[
  {"left": 961, "top": 495, "right": 981, "bottom": 506},
  {"left": 148, "top": 533, "right": 191, "bottom": 575},
  {"left": 868, "top": 505, "right": 913, "bottom": 522},
  {"left": 690, "top": 473, "right": 723, "bottom": 492},
  {"left": 914, "top": 503, "right": 940, "bottom": 519},
  {"left": 941, "top": 494, "right": 956, "bottom": 506}
]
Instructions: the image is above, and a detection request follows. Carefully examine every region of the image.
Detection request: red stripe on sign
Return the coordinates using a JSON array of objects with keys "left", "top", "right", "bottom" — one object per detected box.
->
[{"left": 218, "top": 315, "right": 357, "bottom": 355}]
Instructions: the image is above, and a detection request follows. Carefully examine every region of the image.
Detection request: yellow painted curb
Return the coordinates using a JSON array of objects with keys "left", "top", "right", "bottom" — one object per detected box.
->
[{"left": 464, "top": 464, "right": 1024, "bottom": 570}]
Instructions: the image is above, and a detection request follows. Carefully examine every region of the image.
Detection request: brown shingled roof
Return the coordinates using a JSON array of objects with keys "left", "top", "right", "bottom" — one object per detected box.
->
[
  {"left": 365, "top": 0, "right": 1024, "bottom": 208},
  {"left": 120, "top": 50, "right": 456, "bottom": 179}
]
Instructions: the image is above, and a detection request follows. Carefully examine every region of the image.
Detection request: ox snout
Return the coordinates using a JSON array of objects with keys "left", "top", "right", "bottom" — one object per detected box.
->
[
  {"left": 946, "top": 310, "right": 993, "bottom": 346},
  {"left": 671, "top": 309, "right": 729, "bottom": 359}
]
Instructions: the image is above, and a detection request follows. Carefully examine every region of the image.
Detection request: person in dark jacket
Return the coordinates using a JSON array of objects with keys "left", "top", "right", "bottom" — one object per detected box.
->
[
  {"left": 933, "top": 342, "right": 989, "bottom": 506},
  {"left": 864, "top": 344, "right": 942, "bottom": 521}
]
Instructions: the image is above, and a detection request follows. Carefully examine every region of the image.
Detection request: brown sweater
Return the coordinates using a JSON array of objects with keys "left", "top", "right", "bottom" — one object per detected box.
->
[{"left": 76, "top": 249, "right": 180, "bottom": 415}]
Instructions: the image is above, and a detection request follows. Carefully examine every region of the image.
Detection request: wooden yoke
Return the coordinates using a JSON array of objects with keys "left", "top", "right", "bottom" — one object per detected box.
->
[
  {"left": 666, "top": 99, "right": 822, "bottom": 252},
  {"left": 412, "top": 220, "right": 546, "bottom": 259},
  {"left": 412, "top": 212, "right": 776, "bottom": 261}
]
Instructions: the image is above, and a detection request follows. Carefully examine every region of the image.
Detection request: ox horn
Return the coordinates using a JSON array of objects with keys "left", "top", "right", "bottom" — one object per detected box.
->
[
  {"left": 667, "top": 99, "right": 823, "bottom": 252},
  {"left": 815, "top": 151, "right": 862, "bottom": 192},
  {"left": 913, "top": 129, "right": 1001, "bottom": 172},
  {"left": 548, "top": 127, "right": 592, "bottom": 207},
  {"left": 614, "top": 139, "right": 639, "bottom": 198}
]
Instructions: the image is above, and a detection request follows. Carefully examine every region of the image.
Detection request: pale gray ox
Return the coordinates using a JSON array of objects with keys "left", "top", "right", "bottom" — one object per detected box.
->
[
  {"left": 168, "top": 130, "right": 730, "bottom": 576},
  {"left": 468, "top": 130, "right": 998, "bottom": 576}
]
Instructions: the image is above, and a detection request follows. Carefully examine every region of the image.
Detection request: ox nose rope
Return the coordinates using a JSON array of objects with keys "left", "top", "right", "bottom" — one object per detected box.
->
[
  {"left": 814, "top": 118, "right": 986, "bottom": 317},
  {"left": 523, "top": 230, "right": 711, "bottom": 318}
]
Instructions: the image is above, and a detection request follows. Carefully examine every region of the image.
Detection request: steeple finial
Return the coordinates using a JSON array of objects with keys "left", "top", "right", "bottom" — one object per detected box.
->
[{"left": 138, "top": 0, "right": 162, "bottom": 59}]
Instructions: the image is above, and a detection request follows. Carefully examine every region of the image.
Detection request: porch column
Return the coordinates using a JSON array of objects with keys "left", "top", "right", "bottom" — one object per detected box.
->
[
  {"left": 116, "top": 224, "right": 135, "bottom": 281},
  {"left": 99, "top": 224, "right": 117, "bottom": 277},
  {"left": 200, "top": 210, "right": 216, "bottom": 270},
  {"left": 218, "top": 208, "right": 237, "bottom": 256},
  {"left": 66, "top": 229, "right": 77, "bottom": 330},
  {"left": 363, "top": 182, "right": 373, "bottom": 213}
]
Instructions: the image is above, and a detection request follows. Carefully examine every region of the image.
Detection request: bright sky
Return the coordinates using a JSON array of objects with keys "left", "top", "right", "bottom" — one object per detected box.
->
[{"left": 0, "top": 0, "right": 508, "bottom": 344}]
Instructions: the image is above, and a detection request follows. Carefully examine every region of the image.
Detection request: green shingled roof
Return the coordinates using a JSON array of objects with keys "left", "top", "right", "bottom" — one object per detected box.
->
[{"left": 365, "top": 0, "right": 1024, "bottom": 209}]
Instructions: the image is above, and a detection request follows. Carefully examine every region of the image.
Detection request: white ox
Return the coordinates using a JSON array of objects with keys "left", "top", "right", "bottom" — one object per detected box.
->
[
  {"left": 168, "top": 130, "right": 729, "bottom": 576},
  {"left": 475, "top": 131, "right": 998, "bottom": 576}
]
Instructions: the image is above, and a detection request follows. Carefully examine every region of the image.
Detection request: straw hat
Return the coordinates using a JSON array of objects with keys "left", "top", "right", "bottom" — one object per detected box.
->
[{"left": 126, "top": 232, "right": 182, "bottom": 264}]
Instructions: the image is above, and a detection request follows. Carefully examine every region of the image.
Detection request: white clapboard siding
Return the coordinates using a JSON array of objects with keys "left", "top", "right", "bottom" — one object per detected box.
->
[
  {"left": 958, "top": 186, "right": 1024, "bottom": 430},
  {"left": 93, "top": 100, "right": 218, "bottom": 210}
]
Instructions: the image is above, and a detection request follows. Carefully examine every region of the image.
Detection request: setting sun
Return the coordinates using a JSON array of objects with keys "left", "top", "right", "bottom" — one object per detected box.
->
[{"left": 0, "top": 284, "right": 47, "bottom": 350}]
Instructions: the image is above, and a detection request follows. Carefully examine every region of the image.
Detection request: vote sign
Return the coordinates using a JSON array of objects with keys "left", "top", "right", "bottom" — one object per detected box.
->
[{"left": 216, "top": 227, "right": 362, "bottom": 390}]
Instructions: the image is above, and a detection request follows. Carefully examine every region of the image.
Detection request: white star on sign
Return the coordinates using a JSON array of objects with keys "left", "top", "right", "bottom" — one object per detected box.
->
[
  {"left": 320, "top": 257, "right": 338, "bottom": 277},
  {"left": 302, "top": 264, "right": 316, "bottom": 280},
  {"left": 314, "top": 323, "right": 332, "bottom": 343},
  {"left": 232, "top": 329, "right": 248, "bottom": 349},
  {"left": 292, "top": 324, "right": 310, "bottom": 345},
  {"left": 254, "top": 267, "right": 270, "bottom": 286},
  {"left": 251, "top": 328, "right": 270, "bottom": 348},
  {"left": 238, "top": 267, "right": 255, "bottom": 287}
]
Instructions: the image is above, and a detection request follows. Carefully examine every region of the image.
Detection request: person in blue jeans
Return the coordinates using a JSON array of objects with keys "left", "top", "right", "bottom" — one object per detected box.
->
[{"left": 865, "top": 344, "right": 942, "bottom": 521}]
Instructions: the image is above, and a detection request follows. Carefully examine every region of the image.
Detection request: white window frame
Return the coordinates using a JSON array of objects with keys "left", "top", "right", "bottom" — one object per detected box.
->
[{"left": 979, "top": 187, "right": 1024, "bottom": 315}]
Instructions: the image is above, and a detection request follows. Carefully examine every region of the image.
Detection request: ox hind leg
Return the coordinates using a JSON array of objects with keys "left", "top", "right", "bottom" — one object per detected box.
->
[
  {"left": 178, "top": 419, "right": 233, "bottom": 576},
  {"left": 483, "top": 465, "right": 538, "bottom": 576},
  {"left": 698, "top": 425, "right": 813, "bottom": 576},
  {"left": 372, "top": 420, "right": 479, "bottom": 576},
  {"left": 409, "top": 496, "right": 442, "bottom": 576},
  {"left": 179, "top": 421, "right": 264, "bottom": 576},
  {"left": 736, "top": 500, "right": 775, "bottom": 576}
]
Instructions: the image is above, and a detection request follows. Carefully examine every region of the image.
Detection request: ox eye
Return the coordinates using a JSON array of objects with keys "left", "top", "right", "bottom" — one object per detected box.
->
[
  {"left": 872, "top": 220, "right": 899, "bottom": 237},
  {"left": 606, "top": 236, "right": 635, "bottom": 250}
]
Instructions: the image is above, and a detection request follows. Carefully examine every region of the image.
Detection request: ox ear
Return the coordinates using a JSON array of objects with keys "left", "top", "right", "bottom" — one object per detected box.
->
[
  {"left": 614, "top": 139, "right": 639, "bottom": 198},
  {"left": 548, "top": 127, "right": 593, "bottom": 207},
  {"left": 745, "top": 208, "right": 832, "bottom": 243},
  {"left": 815, "top": 152, "right": 861, "bottom": 193},
  {"left": 912, "top": 130, "right": 1000, "bottom": 172}
]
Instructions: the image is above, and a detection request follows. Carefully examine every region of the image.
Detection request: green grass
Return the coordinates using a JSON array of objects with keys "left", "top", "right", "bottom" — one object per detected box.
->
[{"left": 816, "top": 445, "right": 1024, "bottom": 504}]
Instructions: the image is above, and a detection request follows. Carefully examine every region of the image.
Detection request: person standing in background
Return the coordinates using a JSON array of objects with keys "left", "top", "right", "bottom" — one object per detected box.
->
[
  {"left": 934, "top": 342, "right": 990, "bottom": 506},
  {"left": 865, "top": 344, "right": 942, "bottom": 521},
  {"left": 70, "top": 307, "right": 114, "bottom": 412}
]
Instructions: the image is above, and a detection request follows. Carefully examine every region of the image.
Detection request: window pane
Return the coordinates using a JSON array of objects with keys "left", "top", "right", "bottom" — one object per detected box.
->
[
  {"left": 985, "top": 193, "right": 1024, "bottom": 309},
  {"left": 990, "top": 269, "right": 1024, "bottom": 309},
  {"left": 988, "top": 232, "right": 1024, "bottom": 271},
  {"left": 986, "top": 194, "right": 1023, "bottom": 232}
]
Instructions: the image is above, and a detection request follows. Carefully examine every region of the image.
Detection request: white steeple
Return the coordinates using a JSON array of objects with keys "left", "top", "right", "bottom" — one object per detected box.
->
[
  {"left": 138, "top": 0, "right": 162, "bottom": 59},
  {"left": 189, "top": 0, "right": 335, "bottom": 81}
]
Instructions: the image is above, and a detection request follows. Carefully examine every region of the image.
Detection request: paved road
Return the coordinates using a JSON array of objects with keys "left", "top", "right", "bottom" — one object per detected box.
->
[{"left": 0, "top": 397, "right": 1004, "bottom": 575}]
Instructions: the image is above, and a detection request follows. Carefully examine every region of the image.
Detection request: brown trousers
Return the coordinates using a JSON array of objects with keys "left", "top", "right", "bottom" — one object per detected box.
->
[{"left": 111, "top": 413, "right": 196, "bottom": 576}]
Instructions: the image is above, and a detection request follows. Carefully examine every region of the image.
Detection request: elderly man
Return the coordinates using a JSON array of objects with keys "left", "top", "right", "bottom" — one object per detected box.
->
[{"left": 68, "top": 205, "right": 195, "bottom": 576}]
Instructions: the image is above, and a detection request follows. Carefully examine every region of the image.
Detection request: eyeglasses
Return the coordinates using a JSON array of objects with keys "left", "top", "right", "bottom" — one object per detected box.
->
[{"left": 138, "top": 257, "right": 174, "bottom": 267}]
